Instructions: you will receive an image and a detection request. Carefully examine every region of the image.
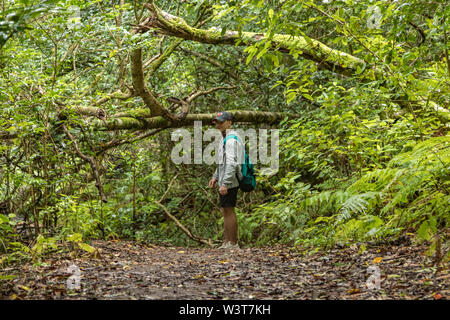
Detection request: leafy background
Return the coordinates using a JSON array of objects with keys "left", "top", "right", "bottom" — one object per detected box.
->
[{"left": 0, "top": 0, "right": 448, "bottom": 265}]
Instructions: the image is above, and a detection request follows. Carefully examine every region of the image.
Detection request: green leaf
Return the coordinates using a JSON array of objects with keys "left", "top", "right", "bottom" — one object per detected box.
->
[
  {"left": 0, "top": 215, "right": 9, "bottom": 223},
  {"left": 0, "top": 275, "right": 18, "bottom": 280},
  {"left": 417, "top": 221, "right": 431, "bottom": 241},
  {"left": 66, "top": 233, "right": 82, "bottom": 242},
  {"left": 303, "top": 93, "right": 314, "bottom": 101},
  {"left": 78, "top": 242, "right": 95, "bottom": 253}
]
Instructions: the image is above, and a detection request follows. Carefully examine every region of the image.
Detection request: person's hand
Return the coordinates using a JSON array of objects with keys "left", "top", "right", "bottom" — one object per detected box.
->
[
  {"left": 219, "top": 186, "right": 228, "bottom": 195},
  {"left": 209, "top": 178, "right": 217, "bottom": 188}
]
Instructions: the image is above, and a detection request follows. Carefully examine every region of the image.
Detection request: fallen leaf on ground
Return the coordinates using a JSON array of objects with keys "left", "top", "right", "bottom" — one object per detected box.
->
[
  {"left": 347, "top": 288, "right": 360, "bottom": 294},
  {"left": 20, "top": 285, "right": 31, "bottom": 292},
  {"left": 373, "top": 257, "right": 383, "bottom": 263}
]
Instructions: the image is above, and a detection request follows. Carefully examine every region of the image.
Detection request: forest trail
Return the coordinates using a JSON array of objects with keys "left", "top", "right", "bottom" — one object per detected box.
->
[{"left": 1, "top": 240, "right": 448, "bottom": 300}]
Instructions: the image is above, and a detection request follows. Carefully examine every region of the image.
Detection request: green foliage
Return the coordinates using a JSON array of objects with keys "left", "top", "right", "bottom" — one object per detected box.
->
[
  {"left": 0, "top": 0, "right": 61, "bottom": 49},
  {"left": 239, "top": 136, "right": 449, "bottom": 248},
  {"left": 0, "top": 214, "right": 16, "bottom": 252},
  {"left": 0, "top": 0, "right": 448, "bottom": 253},
  {"left": 66, "top": 233, "right": 96, "bottom": 254},
  {"left": 31, "top": 234, "right": 57, "bottom": 256},
  {"left": 52, "top": 196, "right": 104, "bottom": 238}
]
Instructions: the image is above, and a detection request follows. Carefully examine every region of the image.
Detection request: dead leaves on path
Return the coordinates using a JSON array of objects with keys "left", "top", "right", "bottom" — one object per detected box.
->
[{"left": 0, "top": 241, "right": 448, "bottom": 300}]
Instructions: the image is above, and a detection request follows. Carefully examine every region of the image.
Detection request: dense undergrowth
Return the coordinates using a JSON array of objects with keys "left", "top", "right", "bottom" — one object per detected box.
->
[
  {"left": 244, "top": 135, "right": 448, "bottom": 250},
  {"left": 237, "top": 97, "right": 449, "bottom": 253}
]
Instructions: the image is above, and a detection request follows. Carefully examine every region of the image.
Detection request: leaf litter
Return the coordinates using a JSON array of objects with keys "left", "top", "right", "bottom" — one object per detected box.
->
[{"left": 0, "top": 240, "right": 448, "bottom": 300}]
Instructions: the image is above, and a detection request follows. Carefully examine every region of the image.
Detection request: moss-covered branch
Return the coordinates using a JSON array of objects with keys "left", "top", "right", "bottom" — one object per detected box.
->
[
  {"left": 138, "top": 2, "right": 449, "bottom": 123},
  {"left": 139, "top": 1, "right": 367, "bottom": 78},
  {"left": 92, "top": 110, "right": 299, "bottom": 131},
  {"left": 130, "top": 48, "right": 171, "bottom": 117}
]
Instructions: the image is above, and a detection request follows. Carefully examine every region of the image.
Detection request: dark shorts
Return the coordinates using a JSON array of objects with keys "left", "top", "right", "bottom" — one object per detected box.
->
[{"left": 219, "top": 187, "right": 239, "bottom": 208}]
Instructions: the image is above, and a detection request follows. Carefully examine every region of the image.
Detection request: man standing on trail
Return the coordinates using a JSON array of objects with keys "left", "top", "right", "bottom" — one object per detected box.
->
[{"left": 208, "top": 111, "right": 243, "bottom": 249}]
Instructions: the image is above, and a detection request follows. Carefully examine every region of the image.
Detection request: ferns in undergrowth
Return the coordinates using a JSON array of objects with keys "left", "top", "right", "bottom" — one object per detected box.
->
[
  {"left": 337, "top": 192, "right": 381, "bottom": 222},
  {"left": 381, "top": 136, "right": 448, "bottom": 221},
  {"left": 248, "top": 136, "right": 449, "bottom": 246},
  {"left": 347, "top": 168, "right": 405, "bottom": 193},
  {"left": 320, "top": 136, "right": 448, "bottom": 243}
]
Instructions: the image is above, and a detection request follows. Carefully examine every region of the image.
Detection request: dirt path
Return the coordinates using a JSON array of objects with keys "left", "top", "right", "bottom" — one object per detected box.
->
[{"left": 1, "top": 240, "right": 448, "bottom": 300}]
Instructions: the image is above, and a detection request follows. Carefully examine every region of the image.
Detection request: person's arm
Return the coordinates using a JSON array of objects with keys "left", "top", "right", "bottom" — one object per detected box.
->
[{"left": 209, "top": 167, "right": 218, "bottom": 188}]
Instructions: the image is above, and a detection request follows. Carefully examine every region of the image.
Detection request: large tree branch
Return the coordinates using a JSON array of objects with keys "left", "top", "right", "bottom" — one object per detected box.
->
[
  {"left": 129, "top": 5, "right": 215, "bottom": 120},
  {"left": 137, "top": 2, "right": 449, "bottom": 123},
  {"left": 93, "top": 110, "right": 298, "bottom": 131},
  {"left": 138, "top": 2, "right": 367, "bottom": 78},
  {"left": 130, "top": 47, "right": 175, "bottom": 119},
  {"left": 51, "top": 101, "right": 447, "bottom": 134},
  {"left": 56, "top": 104, "right": 299, "bottom": 131}
]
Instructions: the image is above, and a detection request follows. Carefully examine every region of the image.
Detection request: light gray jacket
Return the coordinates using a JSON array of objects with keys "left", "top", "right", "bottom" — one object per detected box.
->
[{"left": 213, "top": 130, "right": 243, "bottom": 189}]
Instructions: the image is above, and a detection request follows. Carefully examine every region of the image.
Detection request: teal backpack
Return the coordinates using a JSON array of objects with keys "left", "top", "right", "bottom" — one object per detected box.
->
[{"left": 223, "top": 135, "right": 256, "bottom": 192}]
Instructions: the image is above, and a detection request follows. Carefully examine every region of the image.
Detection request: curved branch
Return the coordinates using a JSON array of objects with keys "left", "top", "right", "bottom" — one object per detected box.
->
[
  {"left": 155, "top": 200, "right": 214, "bottom": 247},
  {"left": 96, "top": 127, "right": 167, "bottom": 155},
  {"left": 139, "top": 1, "right": 367, "bottom": 77},
  {"left": 62, "top": 124, "right": 108, "bottom": 203},
  {"left": 408, "top": 21, "right": 426, "bottom": 46},
  {"left": 144, "top": 38, "right": 184, "bottom": 76},
  {"left": 169, "top": 85, "right": 237, "bottom": 119},
  {"left": 156, "top": 174, "right": 214, "bottom": 247},
  {"left": 130, "top": 47, "right": 173, "bottom": 118},
  {"left": 179, "top": 47, "right": 242, "bottom": 81}
]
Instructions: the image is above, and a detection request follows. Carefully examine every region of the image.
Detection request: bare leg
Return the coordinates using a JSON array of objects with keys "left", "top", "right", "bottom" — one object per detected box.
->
[
  {"left": 220, "top": 208, "right": 227, "bottom": 243},
  {"left": 222, "top": 207, "right": 238, "bottom": 245}
]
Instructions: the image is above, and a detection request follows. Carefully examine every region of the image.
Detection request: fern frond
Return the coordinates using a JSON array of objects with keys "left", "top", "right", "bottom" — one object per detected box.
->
[{"left": 337, "top": 192, "right": 381, "bottom": 222}]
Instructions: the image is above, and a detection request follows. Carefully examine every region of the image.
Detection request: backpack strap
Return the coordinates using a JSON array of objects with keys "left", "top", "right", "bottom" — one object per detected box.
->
[
  {"left": 223, "top": 134, "right": 240, "bottom": 145},
  {"left": 223, "top": 134, "right": 243, "bottom": 160}
]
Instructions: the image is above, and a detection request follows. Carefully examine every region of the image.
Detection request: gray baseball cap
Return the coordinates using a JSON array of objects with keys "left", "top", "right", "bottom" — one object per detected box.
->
[{"left": 212, "top": 111, "right": 233, "bottom": 123}]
